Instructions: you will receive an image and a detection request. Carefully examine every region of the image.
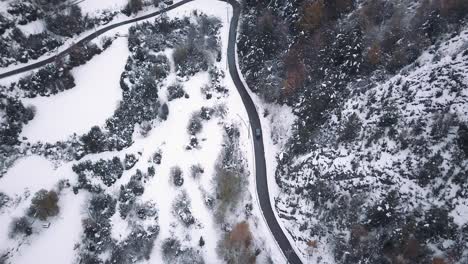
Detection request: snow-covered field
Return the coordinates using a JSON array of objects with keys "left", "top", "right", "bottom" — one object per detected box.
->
[
  {"left": 0, "top": 1, "right": 285, "bottom": 263},
  {"left": 21, "top": 36, "right": 127, "bottom": 143}
]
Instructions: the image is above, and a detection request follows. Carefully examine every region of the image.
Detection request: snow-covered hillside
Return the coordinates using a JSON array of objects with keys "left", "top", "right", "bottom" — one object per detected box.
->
[
  {"left": 238, "top": 0, "right": 468, "bottom": 263},
  {"left": 272, "top": 25, "right": 468, "bottom": 263},
  {"left": 0, "top": 1, "right": 284, "bottom": 263}
]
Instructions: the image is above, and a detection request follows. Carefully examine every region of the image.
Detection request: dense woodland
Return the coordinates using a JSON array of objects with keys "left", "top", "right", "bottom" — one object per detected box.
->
[{"left": 238, "top": 0, "right": 468, "bottom": 263}]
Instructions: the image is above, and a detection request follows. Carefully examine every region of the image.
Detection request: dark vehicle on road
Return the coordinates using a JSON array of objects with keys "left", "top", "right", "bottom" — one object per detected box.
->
[{"left": 255, "top": 128, "right": 261, "bottom": 139}]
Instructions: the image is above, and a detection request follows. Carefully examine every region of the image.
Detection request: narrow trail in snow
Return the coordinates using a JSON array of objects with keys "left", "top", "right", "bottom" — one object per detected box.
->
[{"left": 0, "top": 1, "right": 303, "bottom": 263}]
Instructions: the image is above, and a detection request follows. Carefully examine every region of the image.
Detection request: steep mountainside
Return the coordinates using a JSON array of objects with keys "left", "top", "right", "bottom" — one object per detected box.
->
[{"left": 239, "top": 0, "right": 468, "bottom": 263}]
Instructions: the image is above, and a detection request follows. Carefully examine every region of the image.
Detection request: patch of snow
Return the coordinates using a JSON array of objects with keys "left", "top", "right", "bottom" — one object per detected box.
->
[
  {"left": 78, "top": 0, "right": 129, "bottom": 15},
  {"left": 20, "top": 36, "right": 128, "bottom": 143},
  {"left": 8, "top": 192, "right": 86, "bottom": 264},
  {"left": 17, "top": 20, "right": 46, "bottom": 36},
  {"left": 0, "top": 155, "right": 60, "bottom": 197}
]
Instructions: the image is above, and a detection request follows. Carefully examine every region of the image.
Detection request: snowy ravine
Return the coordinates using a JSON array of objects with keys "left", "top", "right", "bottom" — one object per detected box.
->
[{"left": 0, "top": 1, "right": 284, "bottom": 263}]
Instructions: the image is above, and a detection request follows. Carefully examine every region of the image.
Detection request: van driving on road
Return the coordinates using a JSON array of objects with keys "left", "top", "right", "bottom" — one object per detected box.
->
[{"left": 255, "top": 128, "right": 261, "bottom": 139}]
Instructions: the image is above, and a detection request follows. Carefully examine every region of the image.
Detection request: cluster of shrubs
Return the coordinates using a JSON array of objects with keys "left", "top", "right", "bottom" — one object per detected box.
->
[
  {"left": 0, "top": 14, "right": 13, "bottom": 35},
  {"left": 9, "top": 41, "right": 113, "bottom": 98},
  {"left": 185, "top": 106, "right": 218, "bottom": 149},
  {"left": 172, "top": 14, "right": 222, "bottom": 77},
  {"left": 77, "top": 183, "right": 159, "bottom": 264},
  {"left": 0, "top": 192, "right": 9, "bottom": 209},
  {"left": 45, "top": 5, "right": 92, "bottom": 37},
  {"left": 106, "top": 53, "right": 167, "bottom": 147},
  {"left": 14, "top": 63, "right": 75, "bottom": 98},
  {"left": 128, "top": 15, "right": 189, "bottom": 53},
  {"left": 172, "top": 191, "right": 195, "bottom": 227},
  {"left": 128, "top": 12, "right": 221, "bottom": 77},
  {"left": 167, "top": 83, "right": 186, "bottom": 101},
  {"left": 329, "top": 192, "right": 461, "bottom": 264},
  {"left": 124, "top": 153, "right": 139, "bottom": 169},
  {"left": 0, "top": 0, "right": 121, "bottom": 68},
  {"left": 118, "top": 170, "right": 149, "bottom": 218},
  {"left": 108, "top": 225, "right": 160, "bottom": 264},
  {"left": 75, "top": 40, "right": 169, "bottom": 154},
  {"left": 213, "top": 125, "right": 248, "bottom": 224},
  {"left": 161, "top": 237, "right": 204, "bottom": 264},
  {"left": 0, "top": 28, "right": 62, "bottom": 67},
  {"left": 9, "top": 189, "right": 60, "bottom": 238},
  {"left": 7, "top": 1, "right": 40, "bottom": 25},
  {"left": 217, "top": 221, "right": 257, "bottom": 264},
  {"left": 78, "top": 193, "right": 116, "bottom": 263},
  {"left": 170, "top": 166, "right": 184, "bottom": 187},
  {"left": 0, "top": 94, "right": 35, "bottom": 146},
  {"left": 72, "top": 157, "right": 124, "bottom": 192}
]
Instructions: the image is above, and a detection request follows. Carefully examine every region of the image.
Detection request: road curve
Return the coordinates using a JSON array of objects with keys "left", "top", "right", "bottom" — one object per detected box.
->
[
  {"left": 224, "top": 1, "right": 303, "bottom": 263},
  {"left": 0, "top": 0, "right": 193, "bottom": 79},
  {"left": 0, "top": 1, "right": 303, "bottom": 263}
]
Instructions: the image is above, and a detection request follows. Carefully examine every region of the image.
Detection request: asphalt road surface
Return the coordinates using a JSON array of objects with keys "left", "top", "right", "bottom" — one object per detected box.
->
[
  {"left": 0, "top": 1, "right": 303, "bottom": 263},
  {"left": 225, "top": 1, "right": 302, "bottom": 263}
]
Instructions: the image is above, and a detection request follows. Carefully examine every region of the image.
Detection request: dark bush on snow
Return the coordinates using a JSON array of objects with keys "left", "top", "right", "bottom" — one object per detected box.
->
[
  {"left": 104, "top": 53, "right": 167, "bottom": 149},
  {"left": 135, "top": 202, "right": 158, "bottom": 220},
  {"left": 187, "top": 114, "right": 203, "bottom": 135},
  {"left": 0, "top": 94, "right": 34, "bottom": 146},
  {"left": 120, "top": 171, "right": 146, "bottom": 200},
  {"left": 118, "top": 170, "right": 145, "bottom": 219},
  {"left": 162, "top": 237, "right": 204, "bottom": 263},
  {"left": 122, "top": 0, "right": 143, "bottom": 16},
  {"left": 28, "top": 189, "right": 59, "bottom": 220},
  {"left": 162, "top": 238, "right": 182, "bottom": 261},
  {"left": 68, "top": 43, "right": 102, "bottom": 67},
  {"left": 200, "top": 107, "right": 214, "bottom": 120},
  {"left": 73, "top": 157, "right": 124, "bottom": 188},
  {"left": 152, "top": 150, "right": 162, "bottom": 164},
  {"left": 167, "top": 83, "right": 185, "bottom": 101},
  {"left": 338, "top": 113, "right": 362, "bottom": 142},
  {"left": 147, "top": 166, "right": 156, "bottom": 177},
  {"left": 108, "top": 225, "right": 159, "bottom": 264},
  {"left": 173, "top": 44, "right": 209, "bottom": 77},
  {"left": 159, "top": 103, "right": 169, "bottom": 120},
  {"left": 82, "top": 217, "right": 113, "bottom": 252},
  {"left": 124, "top": 153, "right": 139, "bottom": 170},
  {"left": 45, "top": 5, "right": 87, "bottom": 37},
  {"left": 88, "top": 194, "right": 117, "bottom": 220},
  {"left": 190, "top": 164, "right": 204, "bottom": 179},
  {"left": 170, "top": 166, "right": 184, "bottom": 187},
  {"left": 458, "top": 124, "right": 468, "bottom": 156},
  {"left": 0, "top": 192, "right": 9, "bottom": 209},
  {"left": 16, "top": 63, "right": 75, "bottom": 97},
  {"left": 6, "top": 28, "right": 62, "bottom": 64},
  {"left": 173, "top": 191, "right": 195, "bottom": 226},
  {"left": 80, "top": 126, "right": 107, "bottom": 154},
  {"left": 0, "top": 15, "right": 13, "bottom": 35},
  {"left": 78, "top": 253, "right": 103, "bottom": 264},
  {"left": 7, "top": 2, "right": 40, "bottom": 25},
  {"left": 9, "top": 217, "right": 32, "bottom": 238}
]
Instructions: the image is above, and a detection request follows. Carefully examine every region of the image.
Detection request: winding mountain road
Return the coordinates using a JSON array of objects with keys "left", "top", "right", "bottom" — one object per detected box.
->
[{"left": 0, "top": 1, "right": 303, "bottom": 263}]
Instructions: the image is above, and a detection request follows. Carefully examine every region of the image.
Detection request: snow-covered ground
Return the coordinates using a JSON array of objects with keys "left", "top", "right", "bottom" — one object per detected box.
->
[
  {"left": 20, "top": 36, "right": 128, "bottom": 143},
  {"left": 78, "top": 0, "right": 129, "bottom": 15},
  {"left": 0, "top": 0, "right": 286, "bottom": 263},
  {"left": 0, "top": 0, "right": 183, "bottom": 75}
]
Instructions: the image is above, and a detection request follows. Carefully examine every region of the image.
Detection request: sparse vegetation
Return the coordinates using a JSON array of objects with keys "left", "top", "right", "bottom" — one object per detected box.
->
[
  {"left": 9, "top": 217, "right": 33, "bottom": 238},
  {"left": 217, "top": 221, "right": 256, "bottom": 264}
]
